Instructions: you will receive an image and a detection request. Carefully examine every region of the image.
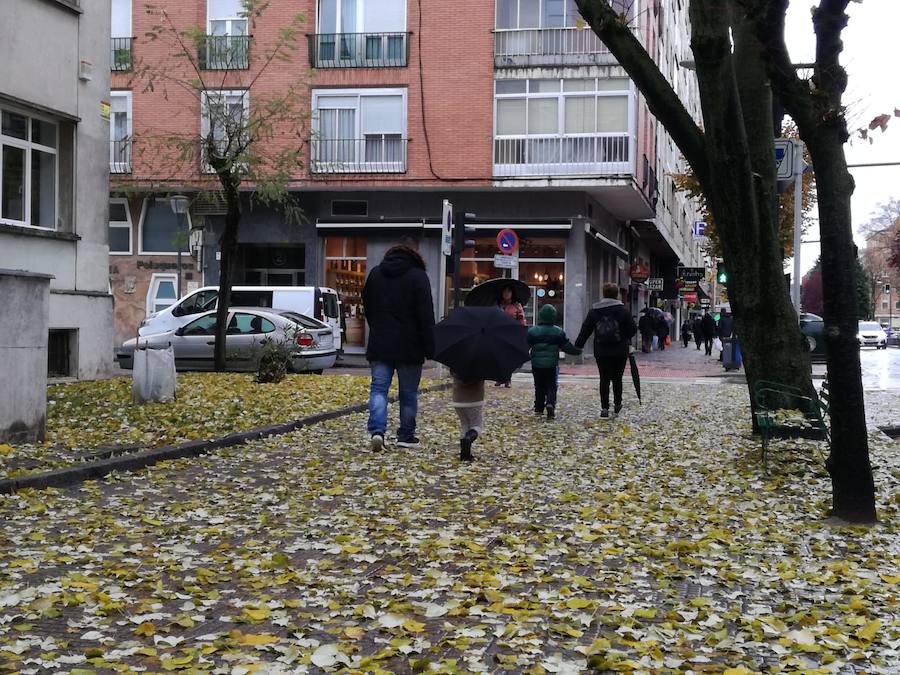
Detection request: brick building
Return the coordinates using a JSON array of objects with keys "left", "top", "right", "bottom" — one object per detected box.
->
[{"left": 107, "top": 0, "right": 703, "bottom": 351}]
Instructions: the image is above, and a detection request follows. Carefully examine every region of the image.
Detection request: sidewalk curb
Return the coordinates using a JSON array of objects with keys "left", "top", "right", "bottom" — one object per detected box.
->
[{"left": 0, "top": 382, "right": 451, "bottom": 495}]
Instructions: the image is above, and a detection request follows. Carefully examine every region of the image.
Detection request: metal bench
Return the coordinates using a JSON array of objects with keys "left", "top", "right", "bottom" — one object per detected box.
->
[{"left": 752, "top": 379, "right": 830, "bottom": 472}]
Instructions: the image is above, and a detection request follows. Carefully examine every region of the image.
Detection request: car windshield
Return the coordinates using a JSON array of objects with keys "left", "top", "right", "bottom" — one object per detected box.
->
[{"left": 859, "top": 322, "right": 882, "bottom": 331}]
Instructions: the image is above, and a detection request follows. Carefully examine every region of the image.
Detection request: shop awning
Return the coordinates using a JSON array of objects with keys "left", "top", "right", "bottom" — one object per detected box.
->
[
  {"left": 315, "top": 219, "right": 426, "bottom": 230},
  {"left": 584, "top": 224, "right": 629, "bottom": 259}
]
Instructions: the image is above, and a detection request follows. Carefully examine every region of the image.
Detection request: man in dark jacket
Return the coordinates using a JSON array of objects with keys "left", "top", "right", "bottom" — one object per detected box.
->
[
  {"left": 362, "top": 245, "right": 435, "bottom": 452},
  {"left": 574, "top": 282, "right": 637, "bottom": 418},
  {"left": 655, "top": 313, "right": 670, "bottom": 351},
  {"left": 701, "top": 310, "right": 717, "bottom": 355},
  {"left": 692, "top": 315, "right": 704, "bottom": 350},
  {"left": 638, "top": 308, "right": 655, "bottom": 353}
]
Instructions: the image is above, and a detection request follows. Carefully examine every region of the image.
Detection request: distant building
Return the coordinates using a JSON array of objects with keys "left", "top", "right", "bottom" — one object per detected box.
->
[{"left": 862, "top": 220, "right": 900, "bottom": 328}]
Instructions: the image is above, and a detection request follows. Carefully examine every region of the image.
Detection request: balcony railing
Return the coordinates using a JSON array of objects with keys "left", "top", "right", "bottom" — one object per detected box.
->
[
  {"left": 111, "top": 37, "right": 133, "bottom": 71},
  {"left": 110, "top": 139, "right": 132, "bottom": 174},
  {"left": 307, "top": 32, "right": 409, "bottom": 68},
  {"left": 199, "top": 35, "right": 251, "bottom": 70},
  {"left": 310, "top": 137, "right": 408, "bottom": 174},
  {"left": 493, "top": 135, "right": 631, "bottom": 177},
  {"left": 494, "top": 27, "right": 611, "bottom": 67}
]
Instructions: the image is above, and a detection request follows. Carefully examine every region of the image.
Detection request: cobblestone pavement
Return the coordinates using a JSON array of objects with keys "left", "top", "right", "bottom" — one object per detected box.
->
[{"left": 0, "top": 383, "right": 898, "bottom": 673}]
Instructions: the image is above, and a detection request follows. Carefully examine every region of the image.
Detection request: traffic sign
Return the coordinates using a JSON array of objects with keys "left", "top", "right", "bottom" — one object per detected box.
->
[
  {"left": 441, "top": 200, "right": 453, "bottom": 256},
  {"left": 496, "top": 228, "right": 519, "bottom": 255},
  {"left": 775, "top": 139, "right": 795, "bottom": 180},
  {"left": 493, "top": 254, "right": 517, "bottom": 269}
]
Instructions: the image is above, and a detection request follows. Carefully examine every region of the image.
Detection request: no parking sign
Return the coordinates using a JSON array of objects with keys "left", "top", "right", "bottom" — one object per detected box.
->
[{"left": 496, "top": 228, "right": 519, "bottom": 255}]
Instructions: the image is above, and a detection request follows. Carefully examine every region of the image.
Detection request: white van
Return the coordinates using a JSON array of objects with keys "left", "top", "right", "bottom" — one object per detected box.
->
[{"left": 138, "top": 286, "right": 342, "bottom": 349}]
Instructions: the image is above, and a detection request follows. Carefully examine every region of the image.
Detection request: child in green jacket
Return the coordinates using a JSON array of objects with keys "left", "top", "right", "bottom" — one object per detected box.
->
[{"left": 527, "top": 304, "right": 581, "bottom": 419}]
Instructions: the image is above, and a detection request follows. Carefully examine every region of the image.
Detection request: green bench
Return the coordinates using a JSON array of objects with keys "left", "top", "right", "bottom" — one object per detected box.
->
[{"left": 752, "top": 379, "right": 830, "bottom": 471}]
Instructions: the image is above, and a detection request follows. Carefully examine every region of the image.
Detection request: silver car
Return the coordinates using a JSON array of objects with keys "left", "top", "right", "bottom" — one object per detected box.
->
[{"left": 116, "top": 308, "right": 337, "bottom": 373}]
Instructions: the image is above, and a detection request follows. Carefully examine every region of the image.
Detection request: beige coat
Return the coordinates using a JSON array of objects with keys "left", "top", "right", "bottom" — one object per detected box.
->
[{"left": 451, "top": 377, "right": 485, "bottom": 408}]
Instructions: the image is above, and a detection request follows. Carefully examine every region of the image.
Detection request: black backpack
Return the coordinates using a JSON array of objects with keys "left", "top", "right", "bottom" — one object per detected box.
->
[{"left": 594, "top": 312, "right": 621, "bottom": 344}]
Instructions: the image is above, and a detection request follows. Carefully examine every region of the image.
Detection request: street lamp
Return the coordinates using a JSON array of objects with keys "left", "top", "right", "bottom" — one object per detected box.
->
[{"left": 169, "top": 195, "right": 190, "bottom": 299}]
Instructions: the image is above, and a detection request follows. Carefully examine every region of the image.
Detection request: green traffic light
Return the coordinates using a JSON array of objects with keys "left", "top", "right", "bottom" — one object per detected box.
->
[{"left": 717, "top": 272, "right": 728, "bottom": 283}]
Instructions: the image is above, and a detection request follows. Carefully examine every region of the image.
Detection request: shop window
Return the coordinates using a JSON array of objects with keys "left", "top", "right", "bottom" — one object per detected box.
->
[
  {"left": 324, "top": 236, "right": 367, "bottom": 348},
  {"left": 140, "top": 198, "right": 191, "bottom": 254},
  {"left": 241, "top": 245, "right": 305, "bottom": 286}
]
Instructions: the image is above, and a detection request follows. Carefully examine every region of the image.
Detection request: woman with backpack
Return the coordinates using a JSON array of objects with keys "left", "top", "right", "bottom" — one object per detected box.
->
[{"left": 574, "top": 283, "right": 637, "bottom": 418}]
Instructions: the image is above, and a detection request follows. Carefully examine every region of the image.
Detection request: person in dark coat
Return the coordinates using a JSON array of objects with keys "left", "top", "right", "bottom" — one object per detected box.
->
[
  {"left": 655, "top": 313, "right": 670, "bottom": 351},
  {"left": 574, "top": 283, "right": 637, "bottom": 418},
  {"left": 362, "top": 245, "right": 435, "bottom": 452},
  {"left": 692, "top": 315, "right": 704, "bottom": 350},
  {"left": 680, "top": 319, "right": 692, "bottom": 347},
  {"left": 701, "top": 310, "right": 717, "bottom": 355},
  {"left": 638, "top": 308, "right": 656, "bottom": 353},
  {"left": 717, "top": 310, "right": 735, "bottom": 362}
]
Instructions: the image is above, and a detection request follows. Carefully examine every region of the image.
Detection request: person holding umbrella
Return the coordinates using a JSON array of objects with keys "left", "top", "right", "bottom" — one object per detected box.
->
[
  {"left": 638, "top": 308, "right": 655, "bottom": 353},
  {"left": 574, "top": 283, "right": 637, "bottom": 418}
]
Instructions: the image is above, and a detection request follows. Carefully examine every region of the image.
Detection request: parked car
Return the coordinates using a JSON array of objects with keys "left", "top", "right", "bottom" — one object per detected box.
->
[
  {"left": 857, "top": 321, "right": 888, "bottom": 349},
  {"left": 799, "top": 312, "right": 827, "bottom": 361},
  {"left": 138, "top": 286, "right": 342, "bottom": 350},
  {"left": 117, "top": 308, "right": 337, "bottom": 373}
]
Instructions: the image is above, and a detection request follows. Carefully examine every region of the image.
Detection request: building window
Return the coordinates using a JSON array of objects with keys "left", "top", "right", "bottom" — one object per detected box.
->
[
  {"left": 139, "top": 198, "right": 191, "bottom": 254},
  {"left": 109, "top": 198, "right": 132, "bottom": 254},
  {"left": 883, "top": 301, "right": 889, "bottom": 310},
  {"left": 200, "top": 90, "right": 249, "bottom": 172},
  {"left": 204, "top": 0, "right": 250, "bottom": 69},
  {"left": 110, "top": 92, "right": 132, "bottom": 173},
  {"left": 48, "top": 329, "right": 77, "bottom": 377},
  {"left": 493, "top": 78, "right": 633, "bottom": 175},
  {"left": 1, "top": 108, "right": 58, "bottom": 229},
  {"left": 324, "top": 236, "right": 367, "bottom": 347},
  {"left": 147, "top": 274, "right": 178, "bottom": 314},
  {"left": 312, "top": 0, "right": 407, "bottom": 67},
  {"left": 332, "top": 199, "right": 368, "bottom": 216},
  {"left": 496, "top": 0, "right": 584, "bottom": 29},
  {"left": 111, "top": 0, "right": 133, "bottom": 71},
  {"left": 312, "top": 88, "right": 407, "bottom": 173}
]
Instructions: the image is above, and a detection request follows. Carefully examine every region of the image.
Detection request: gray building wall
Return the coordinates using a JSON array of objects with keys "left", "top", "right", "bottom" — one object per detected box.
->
[{"left": 0, "top": 0, "right": 115, "bottom": 380}]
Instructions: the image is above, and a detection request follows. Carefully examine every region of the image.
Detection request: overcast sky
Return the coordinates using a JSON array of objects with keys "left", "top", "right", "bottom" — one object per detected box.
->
[{"left": 783, "top": 0, "right": 900, "bottom": 274}]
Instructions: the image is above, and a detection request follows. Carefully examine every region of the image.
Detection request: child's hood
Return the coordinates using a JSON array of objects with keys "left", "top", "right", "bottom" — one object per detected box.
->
[{"left": 538, "top": 304, "right": 558, "bottom": 325}]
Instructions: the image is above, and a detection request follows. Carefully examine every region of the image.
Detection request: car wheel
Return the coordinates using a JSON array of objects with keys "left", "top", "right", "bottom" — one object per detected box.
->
[{"left": 311, "top": 369, "right": 324, "bottom": 375}]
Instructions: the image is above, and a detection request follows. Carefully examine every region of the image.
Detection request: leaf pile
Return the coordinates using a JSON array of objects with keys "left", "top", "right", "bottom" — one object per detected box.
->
[{"left": 0, "top": 382, "right": 897, "bottom": 673}]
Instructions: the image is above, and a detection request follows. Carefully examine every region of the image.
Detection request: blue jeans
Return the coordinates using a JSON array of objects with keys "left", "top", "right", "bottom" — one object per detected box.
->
[{"left": 367, "top": 361, "right": 423, "bottom": 441}]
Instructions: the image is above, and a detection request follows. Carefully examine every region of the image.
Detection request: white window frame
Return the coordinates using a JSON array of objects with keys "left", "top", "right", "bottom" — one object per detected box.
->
[
  {"left": 315, "top": 0, "right": 408, "bottom": 34},
  {"left": 111, "top": 0, "right": 132, "bottom": 38},
  {"left": 147, "top": 273, "right": 179, "bottom": 315},
  {"left": 109, "top": 91, "right": 132, "bottom": 173},
  {"left": 0, "top": 106, "right": 59, "bottom": 230},
  {"left": 311, "top": 87, "right": 407, "bottom": 172},
  {"left": 207, "top": 0, "right": 248, "bottom": 36},
  {"left": 200, "top": 90, "right": 250, "bottom": 173},
  {"left": 108, "top": 197, "right": 132, "bottom": 255},
  {"left": 138, "top": 197, "right": 193, "bottom": 255}
]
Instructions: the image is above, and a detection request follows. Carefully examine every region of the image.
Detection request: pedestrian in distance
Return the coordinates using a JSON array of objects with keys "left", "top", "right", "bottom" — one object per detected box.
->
[
  {"left": 638, "top": 308, "right": 655, "bottom": 353},
  {"left": 701, "top": 310, "right": 717, "bottom": 356},
  {"left": 362, "top": 245, "right": 435, "bottom": 452},
  {"left": 717, "top": 310, "right": 735, "bottom": 363},
  {"left": 681, "top": 319, "right": 692, "bottom": 348},
  {"left": 692, "top": 315, "right": 704, "bottom": 350},
  {"left": 527, "top": 304, "right": 581, "bottom": 420},
  {"left": 655, "top": 313, "right": 670, "bottom": 351},
  {"left": 494, "top": 284, "right": 526, "bottom": 387},
  {"left": 451, "top": 374, "right": 484, "bottom": 461},
  {"left": 574, "top": 282, "right": 637, "bottom": 419}
]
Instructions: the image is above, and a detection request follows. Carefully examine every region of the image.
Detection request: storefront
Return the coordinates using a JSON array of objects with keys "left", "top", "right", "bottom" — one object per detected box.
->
[{"left": 322, "top": 236, "right": 367, "bottom": 348}]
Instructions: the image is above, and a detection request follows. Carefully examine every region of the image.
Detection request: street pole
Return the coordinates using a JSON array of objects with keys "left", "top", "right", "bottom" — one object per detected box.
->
[
  {"left": 176, "top": 223, "right": 182, "bottom": 299},
  {"left": 169, "top": 195, "right": 191, "bottom": 300},
  {"left": 791, "top": 140, "right": 803, "bottom": 311},
  {"left": 452, "top": 210, "right": 463, "bottom": 310}
]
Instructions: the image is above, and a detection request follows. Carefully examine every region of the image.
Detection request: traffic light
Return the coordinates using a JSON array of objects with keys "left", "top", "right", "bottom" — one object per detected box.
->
[
  {"left": 453, "top": 210, "right": 476, "bottom": 255},
  {"left": 885, "top": 283, "right": 892, "bottom": 295},
  {"left": 717, "top": 263, "right": 728, "bottom": 285}
]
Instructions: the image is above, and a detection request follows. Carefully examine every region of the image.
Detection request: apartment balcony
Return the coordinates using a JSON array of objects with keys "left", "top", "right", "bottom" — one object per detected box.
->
[
  {"left": 493, "top": 28, "right": 612, "bottom": 68},
  {"left": 310, "top": 137, "right": 408, "bottom": 174},
  {"left": 111, "top": 37, "right": 133, "bottom": 71},
  {"left": 199, "top": 35, "right": 251, "bottom": 70},
  {"left": 307, "top": 32, "right": 410, "bottom": 68},
  {"left": 110, "top": 139, "right": 132, "bottom": 174},
  {"left": 494, "top": 134, "right": 631, "bottom": 177}
]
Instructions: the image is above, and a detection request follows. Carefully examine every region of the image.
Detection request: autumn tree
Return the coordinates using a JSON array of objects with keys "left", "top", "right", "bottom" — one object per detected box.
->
[
  {"left": 133, "top": 1, "right": 308, "bottom": 371},
  {"left": 575, "top": 0, "right": 876, "bottom": 521}
]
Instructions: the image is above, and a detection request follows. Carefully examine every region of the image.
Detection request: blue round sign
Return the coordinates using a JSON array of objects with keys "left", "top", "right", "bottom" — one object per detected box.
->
[{"left": 496, "top": 228, "right": 519, "bottom": 254}]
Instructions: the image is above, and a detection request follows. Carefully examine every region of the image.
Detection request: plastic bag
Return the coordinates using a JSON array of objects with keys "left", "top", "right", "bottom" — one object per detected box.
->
[
  {"left": 665, "top": 336, "right": 672, "bottom": 346},
  {"left": 713, "top": 337, "right": 724, "bottom": 353},
  {"left": 132, "top": 345, "right": 177, "bottom": 404}
]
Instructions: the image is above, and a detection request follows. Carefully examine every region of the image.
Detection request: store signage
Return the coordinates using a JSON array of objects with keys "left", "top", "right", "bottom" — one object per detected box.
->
[
  {"left": 496, "top": 228, "right": 519, "bottom": 255},
  {"left": 494, "top": 253, "right": 517, "bottom": 269},
  {"left": 647, "top": 277, "right": 664, "bottom": 291},
  {"left": 676, "top": 266, "right": 705, "bottom": 295},
  {"left": 682, "top": 292, "right": 698, "bottom": 303},
  {"left": 629, "top": 262, "right": 651, "bottom": 282},
  {"left": 692, "top": 221, "right": 707, "bottom": 239}
]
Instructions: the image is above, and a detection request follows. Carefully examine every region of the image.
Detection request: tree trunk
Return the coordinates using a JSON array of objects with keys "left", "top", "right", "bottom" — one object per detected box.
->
[{"left": 213, "top": 181, "right": 241, "bottom": 372}]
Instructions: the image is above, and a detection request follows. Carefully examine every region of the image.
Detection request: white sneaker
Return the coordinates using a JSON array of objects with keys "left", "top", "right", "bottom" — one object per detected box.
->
[{"left": 370, "top": 434, "right": 385, "bottom": 452}]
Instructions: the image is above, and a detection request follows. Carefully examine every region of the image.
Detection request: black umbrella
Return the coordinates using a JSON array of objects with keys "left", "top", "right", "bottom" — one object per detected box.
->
[
  {"left": 464, "top": 277, "right": 531, "bottom": 308},
  {"left": 629, "top": 352, "right": 642, "bottom": 404},
  {"left": 433, "top": 306, "right": 530, "bottom": 383}
]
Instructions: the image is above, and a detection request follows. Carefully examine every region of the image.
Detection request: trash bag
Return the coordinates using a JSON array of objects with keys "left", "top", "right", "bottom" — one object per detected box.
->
[
  {"left": 713, "top": 337, "right": 724, "bottom": 353},
  {"left": 132, "top": 344, "right": 177, "bottom": 404}
]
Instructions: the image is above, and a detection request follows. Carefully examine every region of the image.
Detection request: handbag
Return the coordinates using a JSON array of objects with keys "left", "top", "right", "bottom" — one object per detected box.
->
[{"left": 665, "top": 336, "right": 672, "bottom": 346}]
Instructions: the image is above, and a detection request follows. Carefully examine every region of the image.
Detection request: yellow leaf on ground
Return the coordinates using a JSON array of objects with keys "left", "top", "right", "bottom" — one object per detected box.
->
[
  {"left": 242, "top": 607, "right": 271, "bottom": 622},
  {"left": 134, "top": 622, "right": 156, "bottom": 636},
  {"left": 857, "top": 619, "right": 881, "bottom": 642},
  {"left": 237, "top": 632, "right": 280, "bottom": 647},
  {"left": 403, "top": 620, "right": 426, "bottom": 633}
]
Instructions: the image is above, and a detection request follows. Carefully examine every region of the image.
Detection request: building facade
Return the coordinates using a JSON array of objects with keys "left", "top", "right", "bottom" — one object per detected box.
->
[
  {"left": 862, "top": 223, "right": 900, "bottom": 330},
  {"left": 107, "top": 0, "right": 702, "bottom": 351},
  {"left": 0, "top": 0, "right": 114, "bottom": 379}
]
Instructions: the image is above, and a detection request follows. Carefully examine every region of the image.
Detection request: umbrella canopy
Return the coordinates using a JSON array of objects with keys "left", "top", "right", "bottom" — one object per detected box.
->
[
  {"left": 464, "top": 277, "right": 530, "bottom": 308},
  {"left": 629, "top": 352, "right": 642, "bottom": 404},
  {"left": 433, "top": 306, "right": 530, "bottom": 383}
]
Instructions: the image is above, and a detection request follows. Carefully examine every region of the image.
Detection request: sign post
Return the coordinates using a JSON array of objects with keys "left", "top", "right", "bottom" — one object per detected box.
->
[
  {"left": 494, "top": 228, "right": 519, "bottom": 276},
  {"left": 791, "top": 140, "right": 805, "bottom": 310}
]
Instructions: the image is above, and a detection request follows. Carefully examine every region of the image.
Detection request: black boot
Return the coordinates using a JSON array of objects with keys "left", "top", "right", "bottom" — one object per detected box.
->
[
  {"left": 546, "top": 404, "right": 555, "bottom": 420},
  {"left": 459, "top": 429, "right": 478, "bottom": 461}
]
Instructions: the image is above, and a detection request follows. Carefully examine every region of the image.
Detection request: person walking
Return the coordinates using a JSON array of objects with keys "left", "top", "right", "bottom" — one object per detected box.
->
[
  {"left": 494, "top": 284, "right": 526, "bottom": 387},
  {"left": 638, "top": 308, "right": 655, "bottom": 353},
  {"left": 362, "top": 245, "right": 435, "bottom": 452},
  {"left": 655, "top": 313, "right": 670, "bottom": 351},
  {"left": 574, "top": 283, "right": 637, "bottom": 418},
  {"left": 451, "top": 375, "right": 484, "bottom": 461},
  {"left": 701, "top": 310, "right": 717, "bottom": 356},
  {"left": 527, "top": 304, "right": 581, "bottom": 420},
  {"left": 692, "top": 315, "right": 704, "bottom": 350},
  {"left": 717, "top": 310, "right": 735, "bottom": 363},
  {"left": 680, "top": 319, "right": 692, "bottom": 347}
]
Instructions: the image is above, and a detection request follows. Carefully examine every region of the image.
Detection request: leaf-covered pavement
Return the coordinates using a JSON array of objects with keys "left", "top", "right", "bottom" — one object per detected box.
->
[
  {"left": 0, "top": 382, "right": 898, "bottom": 673},
  {"left": 0, "top": 374, "right": 393, "bottom": 478}
]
